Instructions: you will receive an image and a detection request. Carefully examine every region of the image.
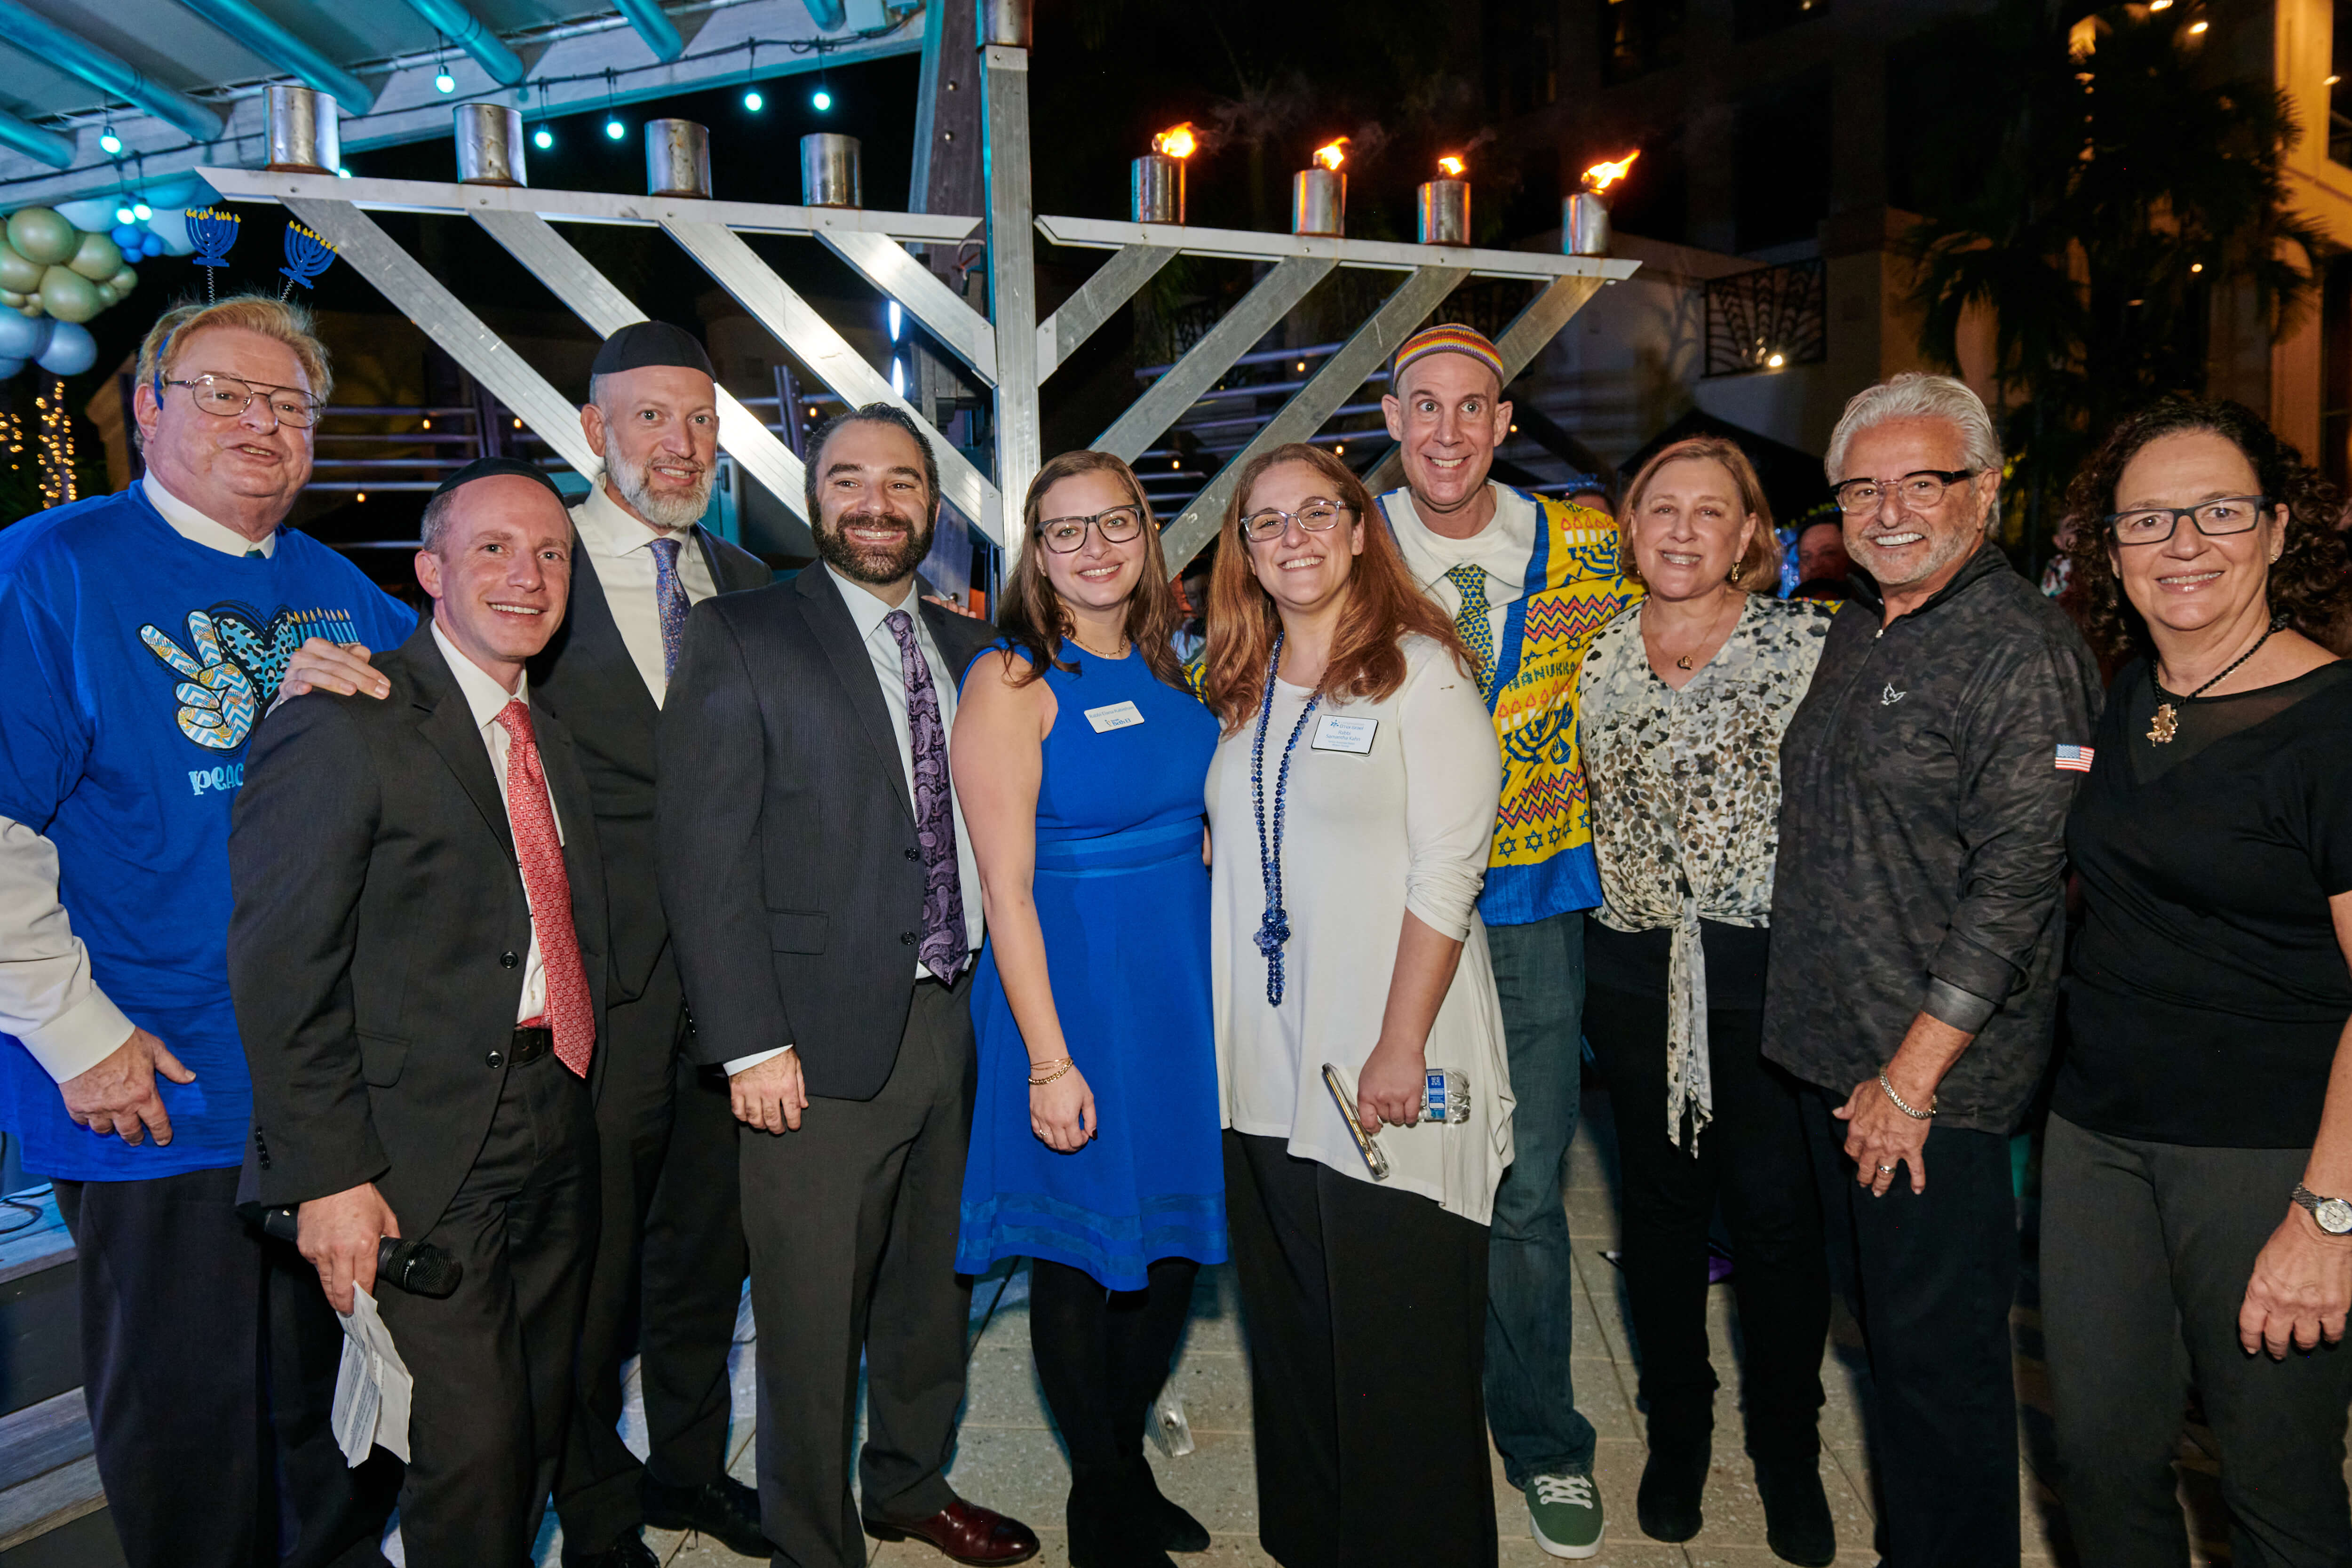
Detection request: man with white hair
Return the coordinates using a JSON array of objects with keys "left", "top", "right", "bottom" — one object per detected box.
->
[{"left": 1763, "top": 373, "right": 2101, "bottom": 1567}]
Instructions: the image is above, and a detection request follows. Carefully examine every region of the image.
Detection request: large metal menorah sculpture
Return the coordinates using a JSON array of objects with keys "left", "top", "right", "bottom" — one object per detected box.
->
[{"left": 199, "top": 4, "right": 1637, "bottom": 572}]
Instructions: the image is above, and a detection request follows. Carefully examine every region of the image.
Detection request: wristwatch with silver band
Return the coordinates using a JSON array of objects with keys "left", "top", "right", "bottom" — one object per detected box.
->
[{"left": 2292, "top": 1184, "right": 2352, "bottom": 1235}]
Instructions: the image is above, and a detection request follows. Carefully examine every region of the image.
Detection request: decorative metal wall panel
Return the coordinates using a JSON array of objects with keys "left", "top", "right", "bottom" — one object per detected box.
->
[{"left": 1704, "top": 257, "right": 1827, "bottom": 377}]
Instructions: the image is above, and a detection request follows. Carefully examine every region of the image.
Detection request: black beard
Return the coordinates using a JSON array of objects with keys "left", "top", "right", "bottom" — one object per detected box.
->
[{"left": 815, "top": 507, "right": 934, "bottom": 585}]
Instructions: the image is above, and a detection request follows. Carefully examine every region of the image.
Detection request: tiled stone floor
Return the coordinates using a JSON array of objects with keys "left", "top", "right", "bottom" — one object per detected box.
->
[{"left": 509, "top": 1089, "right": 2266, "bottom": 1568}]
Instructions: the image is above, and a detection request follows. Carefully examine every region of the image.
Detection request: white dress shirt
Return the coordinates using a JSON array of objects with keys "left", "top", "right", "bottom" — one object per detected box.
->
[
  {"left": 0, "top": 474, "right": 266, "bottom": 1082},
  {"left": 1380, "top": 481, "right": 1538, "bottom": 652},
  {"left": 725, "top": 566, "right": 984, "bottom": 1077},
  {"left": 144, "top": 471, "right": 277, "bottom": 558},
  {"left": 570, "top": 479, "right": 716, "bottom": 706},
  {"left": 431, "top": 623, "right": 565, "bottom": 1026}
]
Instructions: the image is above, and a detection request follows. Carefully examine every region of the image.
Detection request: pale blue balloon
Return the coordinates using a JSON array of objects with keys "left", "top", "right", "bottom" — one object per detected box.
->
[
  {"left": 0, "top": 357, "right": 25, "bottom": 381},
  {"left": 0, "top": 310, "right": 52, "bottom": 360},
  {"left": 36, "top": 320, "right": 94, "bottom": 376}
]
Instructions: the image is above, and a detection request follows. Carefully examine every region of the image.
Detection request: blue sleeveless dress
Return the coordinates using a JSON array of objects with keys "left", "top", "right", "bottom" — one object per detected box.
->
[{"left": 955, "top": 644, "right": 1227, "bottom": 1290}]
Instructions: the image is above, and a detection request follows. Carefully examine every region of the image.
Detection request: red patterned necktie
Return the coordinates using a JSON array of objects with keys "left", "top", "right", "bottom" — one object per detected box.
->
[{"left": 494, "top": 700, "right": 593, "bottom": 1077}]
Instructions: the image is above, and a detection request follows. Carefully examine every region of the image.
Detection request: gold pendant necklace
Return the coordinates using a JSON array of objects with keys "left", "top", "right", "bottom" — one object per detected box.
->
[
  {"left": 1649, "top": 594, "right": 1738, "bottom": 676},
  {"left": 2148, "top": 617, "right": 2282, "bottom": 744}
]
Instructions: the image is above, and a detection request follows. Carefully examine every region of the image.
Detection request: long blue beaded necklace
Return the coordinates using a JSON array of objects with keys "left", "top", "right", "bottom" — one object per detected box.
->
[{"left": 1252, "top": 631, "right": 1320, "bottom": 1006}]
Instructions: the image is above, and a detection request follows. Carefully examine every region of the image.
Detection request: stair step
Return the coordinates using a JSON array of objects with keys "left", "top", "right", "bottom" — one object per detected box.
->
[{"left": 0, "top": 1391, "right": 105, "bottom": 1559}]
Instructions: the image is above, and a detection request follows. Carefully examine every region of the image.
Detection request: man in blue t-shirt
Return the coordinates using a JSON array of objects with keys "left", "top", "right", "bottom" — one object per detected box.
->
[{"left": 0, "top": 294, "right": 413, "bottom": 1568}]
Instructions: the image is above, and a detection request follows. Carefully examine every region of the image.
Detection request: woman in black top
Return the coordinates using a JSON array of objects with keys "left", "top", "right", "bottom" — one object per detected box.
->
[{"left": 2050, "top": 398, "right": 2352, "bottom": 1568}]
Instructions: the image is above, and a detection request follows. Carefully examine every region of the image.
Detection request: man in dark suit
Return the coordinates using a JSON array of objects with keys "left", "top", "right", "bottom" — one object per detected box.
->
[
  {"left": 230, "top": 457, "right": 606, "bottom": 1566},
  {"left": 657, "top": 404, "right": 1039, "bottom": 1568},
  {"left": 283, "top": 323, "right": 773, "bottom": 1566}
]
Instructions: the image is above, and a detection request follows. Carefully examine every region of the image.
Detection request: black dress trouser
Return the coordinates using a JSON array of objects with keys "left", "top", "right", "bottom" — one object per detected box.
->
[
  {"left": 738, "top": 974, "right": 977, "bottom": 1568},
  {"left": 1797, "top": 1084, "right": 2020, "bottom": 1568},
  {"left": 1223, "top": 1130, "right": 1498, "bottom": 1568},
  {"left": 373, "top": 1050, "right": 599, "bottom": 1568},
  {"left": 55, "top": 1164, "right": 396, "bottom": 1568},
  {"left": 555, "top": 946, "right": 748, "bottom": 1552},
  {"left": 1582, "top": 985, "right": 1828, "bottom": 1458},
  {"left": 2042, "top": 1112, "right": 2352, "bottom": 1568}
]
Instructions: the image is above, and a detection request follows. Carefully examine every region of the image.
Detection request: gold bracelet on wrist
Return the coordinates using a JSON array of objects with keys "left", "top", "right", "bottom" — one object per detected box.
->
[{"left": 1027, "top": 1057, "right": 1075, "bottom": 1086}]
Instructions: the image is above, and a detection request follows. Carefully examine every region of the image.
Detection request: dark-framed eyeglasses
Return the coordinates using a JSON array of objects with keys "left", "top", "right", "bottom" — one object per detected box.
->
[
  {"left": 1241, "top": 499, "right": 1354, "bottom": 541},
  {"left": 1831, "top": 468, "right": 1975, "bottom": 514},
  {"left": 161, "top": 374, "right": 323, "bottom": 429},
  {"left": 2100, "top": 495, "right": 2271, "bottom": 547},
  {"left": 1035, "top": 503, "right": 1147, "bottom": 553}
]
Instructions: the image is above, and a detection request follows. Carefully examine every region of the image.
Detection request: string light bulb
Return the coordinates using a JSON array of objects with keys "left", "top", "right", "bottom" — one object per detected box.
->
[
  {"left": 812, "top": 88, "right": 833, "bottom": 111},
  {"left": 436, "top": 66, "right": 455, "bottom": 94},
  {"left": 605, "top": 116, "right": 626, "bottom": 140},
  {"left": 114, "top": 203, "right": 134, "bottom": 225},
  {"left": 131, "top": 200, "right": 151, "bottom": 220},
  {"left": 98, "top": 121, "right": 121, "bottom": 156},
  {"left": 744, "top": 88, "right": 763, "bottom": 111},
  {"left": 533, "top": 126, "right": 553, "bottom": 151}
]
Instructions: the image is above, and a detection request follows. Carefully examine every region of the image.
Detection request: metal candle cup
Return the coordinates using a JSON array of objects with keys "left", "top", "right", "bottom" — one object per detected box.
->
[
  {"left": 264, "top": 85, "right": 338, "bottom": 174},
  {"left": 645, "top": 119, "right": 712, "bottom": 198},
  {"left": 454, "top": 103, "right": 526, "bottom": 186},
  {"left": 801, "top": 133, "right": 863, "bottom": 207},
  {"left": 1132, "top": 153, "right": 1184, "bottom": 224},
  {"left": 1292, "top": 168, "right": 1344, "bottom": 236},
  {"left": 1564, "top": 191, "right": 1611, "bottom": 257},
  {"left": 1417, "top": 178, "right": 1469, "bottom": 245}
]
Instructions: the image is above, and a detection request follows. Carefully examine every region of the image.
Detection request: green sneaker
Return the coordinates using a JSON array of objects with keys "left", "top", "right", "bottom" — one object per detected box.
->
[{"left": 1526, "top": 1471, "right": 1604, "bottom": 1559}]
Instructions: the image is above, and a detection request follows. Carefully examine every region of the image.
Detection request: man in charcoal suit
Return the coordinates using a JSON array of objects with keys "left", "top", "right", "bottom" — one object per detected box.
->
[
  {"left": 285, "top": 322, "right": 773, "bottom": 1564},
  {"left": 657, "top": 404, "right": 1039, "bottom": 1568},
  {"left": 231, "top": 458, "right": 606, "bottom": 1564}
]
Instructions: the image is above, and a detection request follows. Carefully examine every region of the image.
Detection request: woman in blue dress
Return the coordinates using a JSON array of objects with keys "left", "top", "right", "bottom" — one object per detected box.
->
[{"left": 952, "top": 450, "right": 1226, "bottom": 1568}]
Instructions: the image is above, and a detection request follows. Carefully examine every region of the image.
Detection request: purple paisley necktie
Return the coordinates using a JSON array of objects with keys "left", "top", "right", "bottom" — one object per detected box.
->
[
  {"left": 648, "top": 536, "right": 689, "bottom": 681},
  {"left": 885, "top": 608, "right": 968, "bottom": 980}
]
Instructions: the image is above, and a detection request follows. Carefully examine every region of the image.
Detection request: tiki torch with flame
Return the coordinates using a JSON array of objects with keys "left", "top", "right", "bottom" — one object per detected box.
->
[
  {"left": 1294, "top": 137, "right": 1348, "bottom": 236},
  {"left": 1419, "top": 153, "right": 1470, "bottom": 245},
  {"left": 1566, "top": 150, "right": 1638, "bottom": 257},
  {"left": 1134, "top": 122, "right": 1196, "bottom": 224}
]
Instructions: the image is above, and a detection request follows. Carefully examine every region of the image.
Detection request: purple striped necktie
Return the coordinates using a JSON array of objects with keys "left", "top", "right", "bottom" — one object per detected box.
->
[{"left": 885, "top": 608, "right": 967, "bottom": 980}]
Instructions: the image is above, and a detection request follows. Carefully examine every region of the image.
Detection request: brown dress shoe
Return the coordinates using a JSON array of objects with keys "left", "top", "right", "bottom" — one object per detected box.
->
[{"left": 865, "top": 1499, "right": 1041, "bottom": 1565}]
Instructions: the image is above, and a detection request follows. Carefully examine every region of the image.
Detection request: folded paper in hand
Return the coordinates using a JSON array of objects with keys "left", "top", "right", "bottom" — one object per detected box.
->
[{"left": 331, "top": 1285, "right": 413, "bottom": 1465}]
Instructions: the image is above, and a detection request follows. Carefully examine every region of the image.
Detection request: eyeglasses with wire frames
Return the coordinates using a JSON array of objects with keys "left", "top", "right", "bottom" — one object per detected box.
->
[
  {"left": 2100, "top": 495, "right": 2272, "bottom": 547},
  {"left": 1831, "top": 468, "right": 1976, "bottom": 514},
  {"left": 1240, "top": 498, "right": 1354, "bottom": 541},
  {"left": 159, "top": 374, "right": 324, "bottom": 429},
  {"left": 1035, "top": 503, "right": 1148, "bottom": 554}
]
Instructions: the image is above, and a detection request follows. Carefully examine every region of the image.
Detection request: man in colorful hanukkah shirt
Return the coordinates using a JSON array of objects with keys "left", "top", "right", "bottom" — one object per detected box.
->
[
  {"left": 1375, "top": 322, "right": 1638, "bottom": 1560},
  {"left": 0, "top": 294, "right": 413, "bottom": 1568}
]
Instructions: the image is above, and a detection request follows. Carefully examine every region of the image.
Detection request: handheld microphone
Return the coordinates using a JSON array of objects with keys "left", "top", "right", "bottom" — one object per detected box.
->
[{"left": 258, "top": 1206, "right": 464, "bottom": 1300}]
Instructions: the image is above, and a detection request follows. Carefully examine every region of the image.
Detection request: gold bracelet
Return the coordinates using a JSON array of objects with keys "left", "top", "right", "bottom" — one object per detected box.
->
[{"left": 1027, "top": 1057, "right": 1075, "bottom": 1086}]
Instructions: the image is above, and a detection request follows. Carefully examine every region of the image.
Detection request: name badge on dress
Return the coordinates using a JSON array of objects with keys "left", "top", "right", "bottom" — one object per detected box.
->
[
  {"left": 1084, "top": 700, "right": 1146, "bottom": 733},
  {"left": 1310, "top": 715, "right": 1378, "bottom": 754}
]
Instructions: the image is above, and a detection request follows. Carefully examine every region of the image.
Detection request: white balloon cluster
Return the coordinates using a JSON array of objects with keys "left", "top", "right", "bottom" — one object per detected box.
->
[{"left": 0, "top": 206, "right": 140, "bottom": 381}]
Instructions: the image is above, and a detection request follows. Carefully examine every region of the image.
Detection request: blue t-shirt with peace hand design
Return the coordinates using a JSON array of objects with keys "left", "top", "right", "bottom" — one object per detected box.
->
[{"left": 0, "top": 484, "right": 413, "bottom": 1180}]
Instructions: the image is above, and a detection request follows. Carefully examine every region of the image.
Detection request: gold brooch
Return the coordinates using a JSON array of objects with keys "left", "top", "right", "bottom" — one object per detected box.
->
[{"left": 2147, "top": 703, "right": 2179, "bottom": 744}]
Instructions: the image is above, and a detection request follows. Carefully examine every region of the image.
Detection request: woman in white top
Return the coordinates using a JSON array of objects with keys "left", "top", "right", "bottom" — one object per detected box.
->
[
  {"left": 1576, "top": 437, "right": 1835, "bottom": 1563},
  {"left": 1200, "top": 442, "right": 1510, "bottom": 1567}
]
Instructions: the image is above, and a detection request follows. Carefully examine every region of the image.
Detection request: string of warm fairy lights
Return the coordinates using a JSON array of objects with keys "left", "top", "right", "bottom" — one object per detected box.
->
[{"left": 32, "top": 380, "right": 73, "bottom": 506}]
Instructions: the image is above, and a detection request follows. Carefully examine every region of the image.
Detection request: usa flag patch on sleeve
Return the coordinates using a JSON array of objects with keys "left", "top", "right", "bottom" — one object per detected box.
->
[{"left": 2055, "top": 744, "right": 2094, "bottom": 772}]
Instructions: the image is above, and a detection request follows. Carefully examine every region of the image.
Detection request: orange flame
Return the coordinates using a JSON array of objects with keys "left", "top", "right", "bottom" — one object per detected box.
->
[
  {"left": 1437, "top": 155, "right": 1465, "bottom": 178},
  {"left": 1582, "top": 150, "right": 1640, "bottom": 192},
  {"left": 1312, "top": 138, "right": 1348, "bottom": 172},
  {"left": 1152, "top": 122, "right": 1198, "bottom": 159}
]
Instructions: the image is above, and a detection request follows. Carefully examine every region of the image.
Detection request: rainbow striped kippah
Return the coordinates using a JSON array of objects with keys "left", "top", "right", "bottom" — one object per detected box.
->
[{"left": 1391, "top": 323, "right": 1505, "bottom": 387}]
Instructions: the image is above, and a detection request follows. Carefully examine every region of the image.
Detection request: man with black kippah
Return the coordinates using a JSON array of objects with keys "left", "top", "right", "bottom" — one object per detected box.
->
[
  {"left": 233, "top": 456, "right": 605, "bottom": 1564},
  {"left": 288, "top": 319, "right": 774, "bottom": 1564}
]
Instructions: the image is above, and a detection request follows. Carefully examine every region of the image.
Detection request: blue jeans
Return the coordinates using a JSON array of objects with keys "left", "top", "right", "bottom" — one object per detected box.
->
[{"left": 1483, "top": 908, "right": 1599, "bottom": 1487}]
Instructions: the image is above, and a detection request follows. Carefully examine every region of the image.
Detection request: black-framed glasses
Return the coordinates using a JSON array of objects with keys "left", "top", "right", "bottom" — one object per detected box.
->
[
  {"left": 162, "top": 374, "right": 323, "bottom": 428},
  {"left": 2100, "top": 495, "right": 2271, "bottom": 547},
  {"left": 1241, "top": 498, "right": 1354, "bottom": 541},
  {"left": 1035, "top": 503, "right": 1146, "bottom": 553},
  {"left": 1831, "top": 468, "right": 1975, "bottom": 514}
]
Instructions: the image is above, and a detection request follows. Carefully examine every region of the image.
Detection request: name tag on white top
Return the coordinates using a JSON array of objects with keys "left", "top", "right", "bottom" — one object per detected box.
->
[
  {"left": 1084, "top": 700, "right": 1146, "bottom": 733},
  {"left": 1311, "top": 715, "right": 1378, "bottom": 754}
]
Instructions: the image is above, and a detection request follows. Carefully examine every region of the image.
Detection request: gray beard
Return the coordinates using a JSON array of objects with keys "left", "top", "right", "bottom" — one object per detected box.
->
[
  {"left": 1859, "top": 521, "right": 1982, "bottom": 589},
  {"left": 606, "top": 446, "right": 712, "bottom": 532}
]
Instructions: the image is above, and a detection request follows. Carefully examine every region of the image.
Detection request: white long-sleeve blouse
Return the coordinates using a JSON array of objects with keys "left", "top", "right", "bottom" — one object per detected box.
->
[{"left": 1207, "top": 634, "right": 1515, "bottom": 1223}]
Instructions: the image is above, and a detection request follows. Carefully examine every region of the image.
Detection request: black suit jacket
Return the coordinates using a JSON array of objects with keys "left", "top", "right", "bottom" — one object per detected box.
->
[
  {"left": 229, "top": 620, "right": 610, "bottom": 1237},
  {"left": 528, "top": 520, "right": 770, "bottom": 1003},
  {"left": 655, "top": 566, "right": 996, "bottom": 1099}
]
